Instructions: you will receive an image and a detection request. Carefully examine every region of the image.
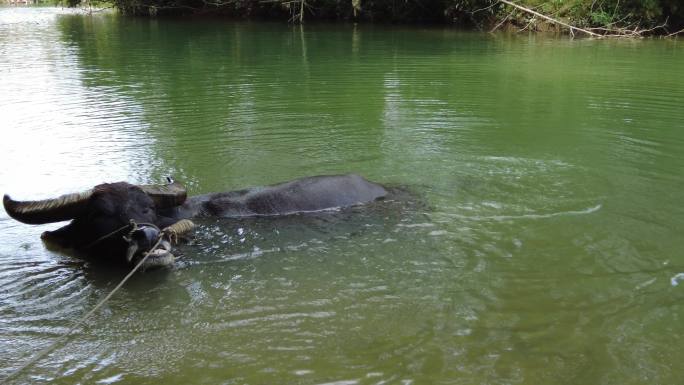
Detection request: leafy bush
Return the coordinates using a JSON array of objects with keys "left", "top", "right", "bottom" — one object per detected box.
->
[{"left": 103, "top": 0, "right": 683, "bottom": 33}]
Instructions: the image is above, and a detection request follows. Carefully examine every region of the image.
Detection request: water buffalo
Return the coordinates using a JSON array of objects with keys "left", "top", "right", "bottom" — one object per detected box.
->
[{"left": 3, "top": 174, "right": 387, "bottom": 269}]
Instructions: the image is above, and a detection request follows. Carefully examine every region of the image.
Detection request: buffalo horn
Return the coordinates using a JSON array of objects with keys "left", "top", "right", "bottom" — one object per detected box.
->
[
  {"left": 3, "top": 189, "right": 93, "bottom": 224},
  {"left": 138, "top": 182, "right": 187, "bottom": 208},
  {"left": 163, "top": 219, "right": 195, "bottom": 236}
]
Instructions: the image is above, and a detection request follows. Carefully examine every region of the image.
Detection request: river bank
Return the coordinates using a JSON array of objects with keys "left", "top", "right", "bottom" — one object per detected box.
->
[{"left": 104, "top": 0, "right": 684, "bottom": 37}]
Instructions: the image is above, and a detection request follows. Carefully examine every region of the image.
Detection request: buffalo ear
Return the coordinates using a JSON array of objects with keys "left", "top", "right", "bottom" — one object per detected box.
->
[
  {"left": 41, "top": 223, "right": 78, "bottom": 250},
  {"left": 138, "top": 182, "right": 187, "bottom": 208}
]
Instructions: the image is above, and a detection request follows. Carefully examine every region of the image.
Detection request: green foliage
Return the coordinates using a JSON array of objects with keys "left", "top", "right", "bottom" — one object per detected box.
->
[
  {"left": 590, "top": 10, "right": 613, "bottom": 26},
  {"left": 485, "top": 0, "right": 684, "bottom": 33},
  {"left": 105, "top": 0, "right": 682, "bottom": 33}
]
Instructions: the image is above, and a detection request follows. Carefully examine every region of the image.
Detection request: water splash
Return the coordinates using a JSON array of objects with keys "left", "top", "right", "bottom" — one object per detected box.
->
[{"left": 670, "top": 273, "right": 684, "bottom": 287}]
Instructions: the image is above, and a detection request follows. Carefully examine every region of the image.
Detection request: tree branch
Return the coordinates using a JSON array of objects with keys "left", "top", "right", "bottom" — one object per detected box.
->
[
  {"left": 498, "top": 0, "right": 602, "bottom": 37},
  {"left": 667, "top": 28, "right": 684, "bottom": 37}
]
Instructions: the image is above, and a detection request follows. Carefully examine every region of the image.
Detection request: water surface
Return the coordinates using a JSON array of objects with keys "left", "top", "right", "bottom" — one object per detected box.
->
[{"left": 1, "top": 7, "right": 684, "bottom": 384}]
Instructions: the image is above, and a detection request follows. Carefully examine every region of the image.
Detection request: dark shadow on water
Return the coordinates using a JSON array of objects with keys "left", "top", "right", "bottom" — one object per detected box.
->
[{"left": 41, "top": 239, "right": 176, "bottom": 292}]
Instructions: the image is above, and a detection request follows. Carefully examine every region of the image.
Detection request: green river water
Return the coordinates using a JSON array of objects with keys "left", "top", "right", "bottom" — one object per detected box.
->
[{"left": 1, "top": 7, "right": 683, "bottom": 384}]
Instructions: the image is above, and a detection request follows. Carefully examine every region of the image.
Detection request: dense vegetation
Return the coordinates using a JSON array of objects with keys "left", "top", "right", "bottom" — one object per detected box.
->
[{"left": 84, "top": 0, "right": 684, "bottom": 35}]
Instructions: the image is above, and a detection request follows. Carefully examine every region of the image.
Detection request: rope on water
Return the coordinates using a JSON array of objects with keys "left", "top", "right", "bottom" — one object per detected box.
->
[{"left": 2, "top": 236, "right": 164, "bottom": 384}]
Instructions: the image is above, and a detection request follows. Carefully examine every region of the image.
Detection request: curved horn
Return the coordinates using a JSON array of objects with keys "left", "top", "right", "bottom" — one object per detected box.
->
[
  {"left": 138, "top": 182, "right": 187, "bottom": 208},
  {"left": 3, "top": 189, "right": 93, "bottom": 224},
  {"left": 162, "top": 219, "right": 196, "bottom": 243}
]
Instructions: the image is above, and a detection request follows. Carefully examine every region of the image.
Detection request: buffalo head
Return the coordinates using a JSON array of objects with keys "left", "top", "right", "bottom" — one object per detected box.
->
[{"left": 3, "top": 180, "right": 192, "bottom": 269}]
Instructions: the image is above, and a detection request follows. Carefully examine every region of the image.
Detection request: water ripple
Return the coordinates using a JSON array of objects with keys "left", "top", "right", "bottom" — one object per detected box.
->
[{"left": 2, "top": 9, "right": 684, "bottom": 385}]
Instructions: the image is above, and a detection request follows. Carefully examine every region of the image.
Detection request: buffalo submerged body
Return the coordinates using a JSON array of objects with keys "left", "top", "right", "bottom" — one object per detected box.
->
[{"left": 3, "top": 174, "right": 388, "bottom": 269}]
